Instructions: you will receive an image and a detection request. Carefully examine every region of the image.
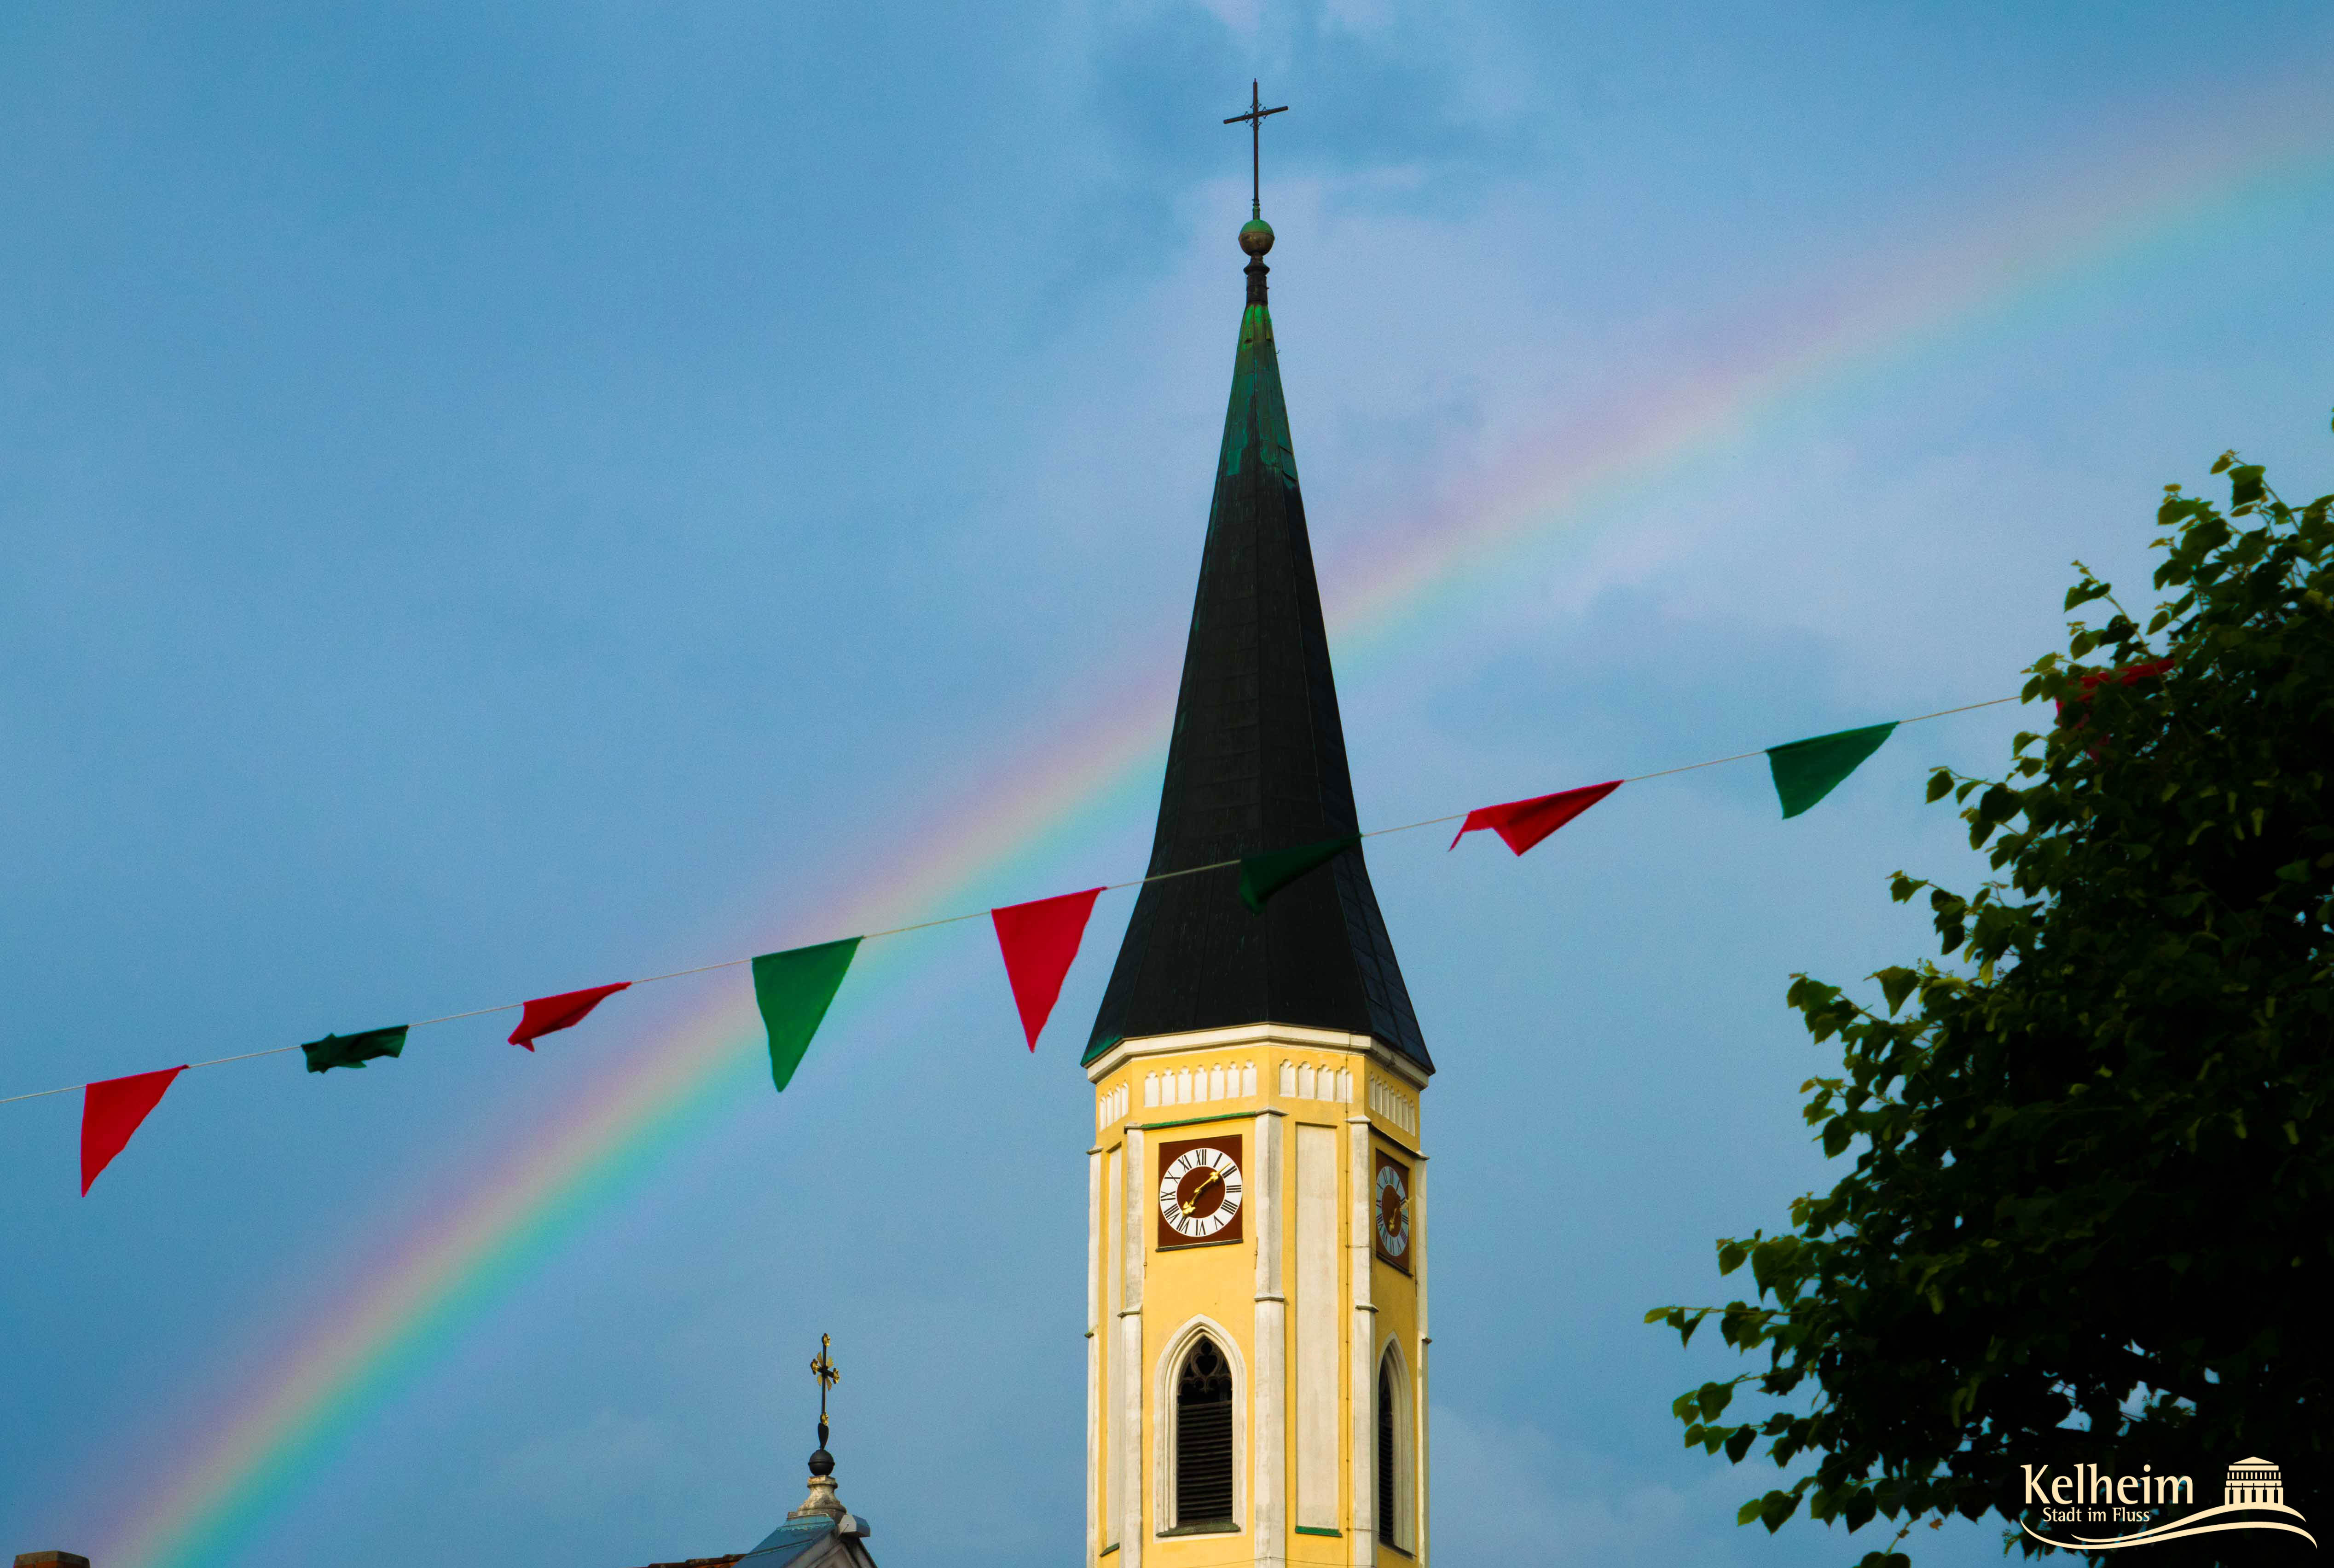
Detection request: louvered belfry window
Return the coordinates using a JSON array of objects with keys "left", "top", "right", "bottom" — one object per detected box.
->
[
  {"left": 1377, "top": 1358, "right": 1397, "bottom": 1544},
  {"left": 1176, "top": 1337, "right": 1235, "bottom": 1527}
]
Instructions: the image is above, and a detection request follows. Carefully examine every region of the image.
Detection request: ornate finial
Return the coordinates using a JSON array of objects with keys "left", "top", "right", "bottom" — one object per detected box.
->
[
  {"left": 1224, "top": 82, "right": 1287, "bottom": 303},
  {"left": 810, "top": 1333, "right": 839, "bottom": 1453},
  {"left": 791, "top": 1333, "right": 848, "bottom": 1520}
]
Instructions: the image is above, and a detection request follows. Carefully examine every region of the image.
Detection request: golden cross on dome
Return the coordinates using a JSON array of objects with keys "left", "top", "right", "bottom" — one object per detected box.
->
[
  {"left": 809, "top": 1333, "right": 840, "bottom": 1449},
  {"left": 1223, "top": 80, "right": 1289, "bottom": 219}
]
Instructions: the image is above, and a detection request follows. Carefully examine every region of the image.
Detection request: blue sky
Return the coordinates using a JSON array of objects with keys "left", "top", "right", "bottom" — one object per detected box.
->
[{"left": 4, "top": 3, "right": 2332, "bottom": 1566}]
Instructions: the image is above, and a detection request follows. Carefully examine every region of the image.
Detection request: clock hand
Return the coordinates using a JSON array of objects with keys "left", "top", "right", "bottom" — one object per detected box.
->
[{"left": 1180, "top": 1167, "right": 1226, "bottom": 1215}]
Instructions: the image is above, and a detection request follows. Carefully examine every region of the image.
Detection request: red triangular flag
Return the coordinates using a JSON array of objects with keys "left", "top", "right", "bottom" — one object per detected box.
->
[
  {"left": 509, "top": 982, "right": 632, "bottom": 1049},
  {"left": 991, "top": 887, "right": 1104, "bottom": 1050},
  {"left": 1449, "top": 779, "right": 1622, "bottom": 856},
  {"left": 2055, "top": 657, "right": 2173, "bottom": 723},
  {"left": 81, "top": 1066, "right": 186, "bottom": 1194}
]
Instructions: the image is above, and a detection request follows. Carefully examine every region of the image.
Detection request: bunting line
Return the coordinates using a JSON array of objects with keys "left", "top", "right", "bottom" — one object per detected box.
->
[
  {"left": 1357, "top": 694, "right": 2020, "bottom": 841},
  {"left": 0, "top": 692, "right": 2026, "bottom": 1115}
]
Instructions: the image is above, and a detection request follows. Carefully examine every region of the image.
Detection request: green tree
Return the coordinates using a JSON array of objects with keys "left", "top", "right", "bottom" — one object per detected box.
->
[{"left": 1650, "top": 445, "right": 2334, "bottom": 1565}]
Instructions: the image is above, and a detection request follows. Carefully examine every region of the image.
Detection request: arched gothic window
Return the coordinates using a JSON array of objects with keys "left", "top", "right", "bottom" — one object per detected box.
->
[
  {"left": 1376, "top": 1346, "right": 1414, "bottom": 1551},
  {"left": 1377, "top": 1358, "right": 1397, "bottom": 1543},
  {"left": 1174, "top": 1337, "right": 1235, "bottom": 1527}
]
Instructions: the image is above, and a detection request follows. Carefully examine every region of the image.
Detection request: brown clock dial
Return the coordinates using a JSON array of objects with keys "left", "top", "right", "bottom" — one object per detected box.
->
[
  {"left": 1156, "top": 1134, "right": 1244, "bottom": 1248},
  {"left": 1373, "top": 1148, "right": 1412, "bottom": 1271}
]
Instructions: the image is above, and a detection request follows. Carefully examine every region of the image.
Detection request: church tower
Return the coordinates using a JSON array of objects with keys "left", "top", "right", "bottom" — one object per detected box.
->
[{"left": 1083, "top": 171, "right": 1434, "bottom": 1568}]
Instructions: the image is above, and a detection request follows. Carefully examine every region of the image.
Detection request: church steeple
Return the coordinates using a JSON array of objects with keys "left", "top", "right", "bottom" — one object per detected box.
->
[
  {"left": 1083, "top": 141, "right": 1432, "bottom": 1567},
  {"left": 1085, "top": 214, "right": 1431, "bottom": 1074}
]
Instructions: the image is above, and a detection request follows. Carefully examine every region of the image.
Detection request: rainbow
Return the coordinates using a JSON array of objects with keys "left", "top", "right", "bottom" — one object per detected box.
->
[
  {"left": 97, "top": 682, "right": 1177, "bottom": 1568},
  {"left": 99, "top": 92, "right": 2333, "bottom": 1568}
]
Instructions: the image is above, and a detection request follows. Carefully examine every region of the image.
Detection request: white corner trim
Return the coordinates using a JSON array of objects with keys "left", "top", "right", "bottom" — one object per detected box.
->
[
  {"left": 1118, "top": 1129, "right": 1146, "bottom": 1567},
  {"left": 1348, "top": 1118, "right": 1377, "bottom": 1568},
  {"left": 1086, "top": 1149, "right": 1104, "bottom": 1560},
  {"left": 1251, "top": 1110, "right": 1288, "bottom": 1567}
]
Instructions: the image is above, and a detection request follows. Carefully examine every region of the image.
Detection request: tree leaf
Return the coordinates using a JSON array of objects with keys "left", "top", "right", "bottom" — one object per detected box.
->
[
  {"left": 1759, "top": 1490, "right": 1800, "bottom": 1533},
  {"left": 2064, "top": 578, "right": 2113, "bottom": 611},
  {"left": 1875, "top": 966, "right": 1919, "bottom": 1015}
]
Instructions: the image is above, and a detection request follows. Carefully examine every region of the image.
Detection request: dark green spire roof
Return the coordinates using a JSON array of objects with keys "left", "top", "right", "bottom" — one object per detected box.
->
[{"left": 1085, "top": 235, "right": 1431, "bottom": 1073}]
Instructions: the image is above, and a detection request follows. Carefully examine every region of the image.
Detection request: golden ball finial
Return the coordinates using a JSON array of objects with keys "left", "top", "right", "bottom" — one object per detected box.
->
[{"left": 1239, "top": 217, "right": 1275, "bottom": 257}]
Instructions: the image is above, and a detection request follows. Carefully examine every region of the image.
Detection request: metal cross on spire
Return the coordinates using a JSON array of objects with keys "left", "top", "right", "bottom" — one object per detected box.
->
[
  {"left": 808, "top": 1332, "right": 839, "bottom": 1451},
  {"left": 1223, "top": 80, "right": 1289, "bottom": 218}
]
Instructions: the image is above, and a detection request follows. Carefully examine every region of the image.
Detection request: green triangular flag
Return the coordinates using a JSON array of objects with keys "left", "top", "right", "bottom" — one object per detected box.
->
[
  {"left": 751, "top": 937, "right": 861, "bottom": 1092},
  {"left": 1238, "top": 833, "right": 1361, "bottom": 914},
  {"left": 1766, "top": 722, "right": 1899, "bottom": 819},
  {"left": 302, "top": 1024, "right": 409, "bottom": 1074}
]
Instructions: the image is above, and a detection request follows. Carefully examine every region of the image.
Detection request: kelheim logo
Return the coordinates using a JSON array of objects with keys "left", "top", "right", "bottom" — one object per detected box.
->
[{"left": 2021, "top": 1456, "right": 2317, "bottom": 1551}]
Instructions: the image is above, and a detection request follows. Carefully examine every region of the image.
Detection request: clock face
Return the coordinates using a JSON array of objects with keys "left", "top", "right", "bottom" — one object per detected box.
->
[
  {"left": 1373, "top": 1150, "right": 1411, "bottom": 1269},
  {"left": 1156, "top": 1135, "right": 1244, "bottom": 1247}
]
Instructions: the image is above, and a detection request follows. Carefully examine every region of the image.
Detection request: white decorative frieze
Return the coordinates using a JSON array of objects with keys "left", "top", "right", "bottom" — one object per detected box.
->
[
  {"left": 1095, "top": 1082, "right": 1129, "bottom": 1131},
  {"left": 1367, "top": 1074, "right": 1418, "bottom": 1135},
  {"left": 1271, "top": 1059, "right": 1357, "bottom": 1105}
]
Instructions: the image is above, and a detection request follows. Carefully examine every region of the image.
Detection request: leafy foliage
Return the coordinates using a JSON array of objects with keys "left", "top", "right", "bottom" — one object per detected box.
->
[{"left": 1649, "top": 448, "right": 2334, "bottom": 1564}]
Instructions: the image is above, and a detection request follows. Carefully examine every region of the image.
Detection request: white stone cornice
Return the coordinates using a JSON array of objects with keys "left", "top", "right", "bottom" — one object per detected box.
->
[{"left": 1086, "top": 1022, "right": 1431, "bottom": 1091}]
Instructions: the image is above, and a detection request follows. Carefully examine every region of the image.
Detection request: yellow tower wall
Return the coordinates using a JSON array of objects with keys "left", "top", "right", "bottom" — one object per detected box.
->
[{"left": 1086, "top": 1024, "right": 1428, "bottom": 1568}]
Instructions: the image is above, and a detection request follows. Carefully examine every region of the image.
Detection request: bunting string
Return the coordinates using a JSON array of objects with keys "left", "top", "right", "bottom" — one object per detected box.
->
[
  {"left": 7, "top": 691, "right": 2033, "bottom": 1186},
  {"left": 1, "top": 692, "right": 2020, "bottom": 1108}
]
